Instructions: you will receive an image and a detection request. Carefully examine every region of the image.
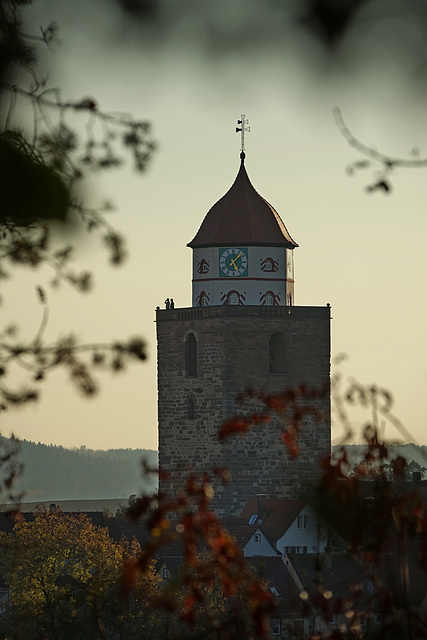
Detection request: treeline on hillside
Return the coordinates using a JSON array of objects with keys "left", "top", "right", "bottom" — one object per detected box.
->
[
  {"left": 1, "top": 438, "right": 157, "bottom": 502},
  {"left": 332, "top": 442, "right": 427, "bottom": 477},
  {"left": 3, "top": 439, "right": 426, "bottom": 504}
]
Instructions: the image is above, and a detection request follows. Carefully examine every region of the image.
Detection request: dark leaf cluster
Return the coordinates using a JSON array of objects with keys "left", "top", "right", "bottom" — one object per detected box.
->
[
  {"left": 0, "top": 0, "right": 155, "bottom": 408},
  {"left": 126, "top": 469, "right": 276, "bottom": 638},
  {"left": 0, "top": 293, "right": 146, "bottom": 408}
]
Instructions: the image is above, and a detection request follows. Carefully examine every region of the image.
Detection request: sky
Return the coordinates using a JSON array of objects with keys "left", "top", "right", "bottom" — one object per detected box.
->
[{"left": 3, "top": 0, "right": 427, "bottom": 451}]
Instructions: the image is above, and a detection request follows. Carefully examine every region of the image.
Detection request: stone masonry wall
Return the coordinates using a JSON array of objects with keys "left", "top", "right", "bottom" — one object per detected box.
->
[{"left": 157, "top": 305, "right": 331, "bottom": 517}]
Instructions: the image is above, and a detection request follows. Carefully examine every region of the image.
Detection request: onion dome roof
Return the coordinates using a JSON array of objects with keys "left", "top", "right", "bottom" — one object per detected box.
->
[{"left": 187, "top": 153, "right": 298, "bottom": 249}]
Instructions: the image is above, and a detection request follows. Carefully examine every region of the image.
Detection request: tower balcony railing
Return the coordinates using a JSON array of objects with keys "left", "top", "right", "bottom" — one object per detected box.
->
[{"left": 156, "top": 305, "right": 331, "bottom": 321}]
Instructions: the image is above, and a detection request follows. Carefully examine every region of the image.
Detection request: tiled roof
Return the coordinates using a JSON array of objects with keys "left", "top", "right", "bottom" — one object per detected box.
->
[
  {"left": 220, "top": 518, "right": 258, "bottom": 547},
  {"left": 290, "top": 549, "right": 427, "bottom": 610},
  {"left": 240, "top": 498, "right": 306, "bottom": 542},
  {"left": 105, "top": 517, "right": 151, "bottom": 546},
  {"left": 379, "top": 546, "right": 427, "bottom": 607},
  {"left": 0, "top": 513, "right": 16, "bottom": 533},
  {"left": 187, "top": 156, "right": 298, "bottom": 249},
  {"left": 318, "top": 479, "right": 427, "bottom": 552},
  {"left": 221, "top": 517, "right": 280, "bottom": 554},
  {"left": 247, "top": 556, "right": 302, "bottom": 615},
  {"left": 290, "top": 554, "right": 367, "bottom": 600}
]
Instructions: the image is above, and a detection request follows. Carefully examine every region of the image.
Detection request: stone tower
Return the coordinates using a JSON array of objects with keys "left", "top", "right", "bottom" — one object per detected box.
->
[{"left": 156, "top": 150, "right": 331, "bottom": 517}]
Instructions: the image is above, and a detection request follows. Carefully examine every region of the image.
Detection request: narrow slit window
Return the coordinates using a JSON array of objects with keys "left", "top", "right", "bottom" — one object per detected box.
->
[
  {"left": 185, "top": 333, "right": 197, "bottom": 377},
  {"left": 269, "top": 332, "right": 286, "bottom": 373},
  {"left": 187, "top": 394, "right": 196, "bottom": 420}
]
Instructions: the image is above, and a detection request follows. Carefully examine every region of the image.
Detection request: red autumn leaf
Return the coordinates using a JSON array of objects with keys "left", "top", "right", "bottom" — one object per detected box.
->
[
  {"left": 121, "top": 561, "right": 137, "bottom": 594},
  {"left": 218, "top": 416, "right": 250, "bottom": 441},
  {"left": 281, "top": 430, "right": 299, "bottom": 458}
]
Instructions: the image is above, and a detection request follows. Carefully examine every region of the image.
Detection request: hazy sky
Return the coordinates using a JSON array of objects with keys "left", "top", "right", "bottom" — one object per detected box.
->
[{"left": 3, "top": 0, "right": 427, "bottom": 450}]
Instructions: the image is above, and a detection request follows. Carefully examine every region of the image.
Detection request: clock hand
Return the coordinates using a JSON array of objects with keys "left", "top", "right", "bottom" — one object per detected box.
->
[
  {"left": 230, "top": 260, "right": 239, "bottom": 271},
  {"left": 229, "top": 252, "right": 243, "bottom": 271}
]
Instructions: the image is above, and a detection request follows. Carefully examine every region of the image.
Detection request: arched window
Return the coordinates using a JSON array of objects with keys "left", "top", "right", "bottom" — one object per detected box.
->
[
  {"left": 226, "top": 291, "right": 239, "bottom": 305},
  {"left": 187, "top": 393, "right": 196, "bottom": 420},
  {"left": 269, "top": 332, "right": 287, "bottom": 374},
  {"left": 264, "top": 258, "right": 274, "bottom": 272},
  {"left": 265, "top": 292, "right": 274, "bottom": 306},
  {"left": 261, "top": 257, "right": 278, "bottom": 272},
  {"left": 261, "top": 290, "right": 279, "bottom": 306},
  {"left": 185, "top": 333, "right": 197, "bottom": 377},
  {"left": 196, "top": 291, "right": 210, "bottom": 307}
]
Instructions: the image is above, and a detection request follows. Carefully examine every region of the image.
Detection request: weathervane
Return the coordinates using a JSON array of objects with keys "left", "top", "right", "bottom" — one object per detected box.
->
[{"left": 236, "top": 115, "right": 250, "bottom": 155}]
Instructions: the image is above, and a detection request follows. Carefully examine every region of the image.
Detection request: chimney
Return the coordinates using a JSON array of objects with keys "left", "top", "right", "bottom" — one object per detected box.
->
[
  {"left": 413, "top": 471, "right": 421, "bottom": 484},
  {"left": 324, "top": 546, "right": 332, "bottom": 569},
  {"left": 257, "top": 494, "right": 267, "bottom": 520}
]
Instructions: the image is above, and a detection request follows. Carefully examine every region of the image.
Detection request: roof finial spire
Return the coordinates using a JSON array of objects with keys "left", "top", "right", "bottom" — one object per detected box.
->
[{"left": 236, "top": 114, "right": 250, "bottom": 162}]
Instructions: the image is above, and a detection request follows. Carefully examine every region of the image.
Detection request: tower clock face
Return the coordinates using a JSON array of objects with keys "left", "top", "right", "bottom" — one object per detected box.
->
[{"left": 219, "top": 247, "right": 248, "bottom": 277}]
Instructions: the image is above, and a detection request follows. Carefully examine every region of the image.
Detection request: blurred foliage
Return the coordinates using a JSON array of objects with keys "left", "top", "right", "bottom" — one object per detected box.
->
[
  {"left": 111, "top": 0, "right": 427, "bottom": 73},
  {"left": 1, "top": 2, "right": 427, "bottom": 638},
  {"left": 0, "top": 435, "right": 22, "bottom": 509},
  {"left": 127, "top": 466, "right": 276, "bottom": 638},
  {"left": 0, "top": 507, "right": 161, "bottom": 639},
  {"left": 0, "top": 0, "right": 155, "bottom": 410},
  {"left": 121, "top": 374, "right": 427, "bottom": 639},
  {"left": 0, "top": 380, "right": 425, "bottom": 639}
]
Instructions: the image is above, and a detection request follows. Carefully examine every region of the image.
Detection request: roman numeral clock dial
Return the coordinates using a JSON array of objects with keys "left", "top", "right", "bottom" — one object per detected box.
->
[{"left": 219, "top": 247, "right": 248, "bottom": 277}]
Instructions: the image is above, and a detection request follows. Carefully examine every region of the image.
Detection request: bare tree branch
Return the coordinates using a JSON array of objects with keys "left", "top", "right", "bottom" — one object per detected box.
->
[{"left": 334, "top": 107, "right": 427, "bottom": 193}]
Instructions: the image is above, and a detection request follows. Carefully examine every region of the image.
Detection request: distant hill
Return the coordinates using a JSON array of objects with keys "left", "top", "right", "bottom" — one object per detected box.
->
[
  {"left": 2, "top": 439, "right": 426, "bottom": 505},
  {"left": 1, "top": 438, "right": 157, "bottom": 503}
]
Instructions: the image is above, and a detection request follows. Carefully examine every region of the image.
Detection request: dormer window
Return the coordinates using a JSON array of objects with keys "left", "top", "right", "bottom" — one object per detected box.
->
[{"left": 272, "top": 619, "right": 281, "bottom": 636}]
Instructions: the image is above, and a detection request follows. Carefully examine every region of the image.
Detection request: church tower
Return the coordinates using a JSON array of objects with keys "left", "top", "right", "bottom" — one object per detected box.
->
[
  {"left": 156, "top": 119, "right": 331, "bottom": 517},
  {"left": 189, "top": 150, "right": 298, "bottom": 308}
]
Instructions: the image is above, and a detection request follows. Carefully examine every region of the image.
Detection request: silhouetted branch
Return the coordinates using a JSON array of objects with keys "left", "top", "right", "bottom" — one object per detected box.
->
[
  {"left": 334, "top": 107, "right": 427, "bottom": 193},
  {"left": 0, "top": 4, "right": 154, "bottom": 410},
  {"left": 0, "top": 312, "right": 146, "bottom": 409}
]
